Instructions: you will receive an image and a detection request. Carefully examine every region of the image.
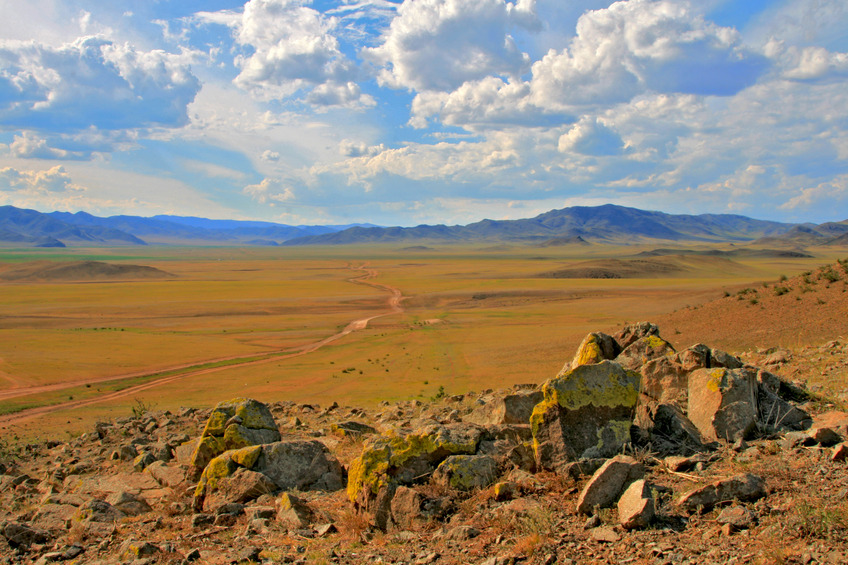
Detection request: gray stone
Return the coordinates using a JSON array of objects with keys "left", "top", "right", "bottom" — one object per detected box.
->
[
  {"left": 808, "top": 427, "right": 843, "bottom": 446},
  {"left": 716, "top": 506, "right": 756, "bottom": 530},
  {"left": 390, "top": 486, "right": 424, "bottom": 529},
  {"left": 576, "top": 455, "right": 644, "bottom": 515},
  {"left": 202, "top": 468, "right": 277, "bottom": 511},
  {"left": 677, "top": 473, "right": 766, "bottom": 512},
  {"left": 634, "top": 397, "right": 706, "bottom": 455},
  {"left": 145, "top": 461, "right": 187, "bottom": 488},
  {"left": 73, "top": 499, "right": 126, "bottom": 523},
  {"left": 617, "top": 479, "right": 655, "bottom": 530},
  {"left": 444, "top": 525, "right": 480, "bottom": 541},
  {"left": 1, "top": 522, "right": 51, "bottom": 548},
  {"left": 612, "top": 322, "right": 660, "bottom": 350},
  {"left": 468, "top": 390, "right": 543, "bottom": 426},
  {"left": 432, "top": 455, "right": 498, "bottom": 491},
  {"left": 256, "top": 440, "right": 343, "bottom": 492}
]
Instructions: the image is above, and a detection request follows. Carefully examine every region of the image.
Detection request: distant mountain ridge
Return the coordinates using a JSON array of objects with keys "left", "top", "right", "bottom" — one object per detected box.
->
[
  {"left": 0, "top": 205, "right": 376, "bottom": 247},
  {"left": 1, "top": 203, "right": 842, "bottom": 248},
  {"left": 282, "top": 204, "right": 798, "bottom": 246}
]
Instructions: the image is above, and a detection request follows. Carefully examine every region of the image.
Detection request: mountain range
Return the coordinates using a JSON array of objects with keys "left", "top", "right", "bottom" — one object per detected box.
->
[{"left": 1, "top": 204, "right": 846, "bottom": 248}]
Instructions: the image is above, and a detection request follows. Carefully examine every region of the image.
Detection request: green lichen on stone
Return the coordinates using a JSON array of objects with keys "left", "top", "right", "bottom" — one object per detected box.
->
[
  {"left": 574, "top": 335, "right": 604, "bottom": 367},
  {"left": 346, "top": 425, "right": 482, "bottom": 502},
  {"left": 592, "top": 420, "right": 633, "bottom": 456},
  {"left": 194, "top": 449, "right": 242, "bottom": 500},
  {"left": 706, "top": 368, "right": 727, "bottom": 393},
  {"left": 434, "top": 455, "right": 497, "bottom": 491},
  {"left": 544, "top": 361, "right": 640, "bottom": 411},
  {"left": 644, "top": 334, "right": 669, "bottom": 350}
]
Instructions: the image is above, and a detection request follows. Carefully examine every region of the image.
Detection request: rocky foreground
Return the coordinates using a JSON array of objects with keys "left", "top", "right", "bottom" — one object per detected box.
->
[{"left": 2, "top": 323, "right": 848, "bottom": 565}]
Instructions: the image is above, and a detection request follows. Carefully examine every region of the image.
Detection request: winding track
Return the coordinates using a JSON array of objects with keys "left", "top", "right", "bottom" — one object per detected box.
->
[{"left": 0, "top": 264, "right": 403, "bottom": 425}]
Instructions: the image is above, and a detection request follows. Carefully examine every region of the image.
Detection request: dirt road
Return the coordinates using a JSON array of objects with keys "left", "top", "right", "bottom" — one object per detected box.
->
[{"left": 0, "top": 264, "right": 403, "bottom": 425}]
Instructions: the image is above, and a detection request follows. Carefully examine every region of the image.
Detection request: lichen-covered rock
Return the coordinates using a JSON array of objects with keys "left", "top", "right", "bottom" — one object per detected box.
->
[
  {"left": 616, "top": 334, "right": 676, "bottom": 371},
  {"left": 106, "top": 491, "right": 151, "bottom": 517},
  {"left": 531, "top": 361, "right": 640, "bottom": 469},
  {"left": 432, "top": 455, "right": 498, "bottom": 491},
  {"left": 194, "top": 441, "right": 342, "bottom": 510},
  {"left": 347, "top": 423, "right": 483, "bottom": 503},
  {"left": 189, "top": 398, "right": 280, "bottom": 477},
  {"left": 613, "top": 322, "right": 659, "bottom": 350},
  {"left": 276, "top": 492, "right": 314, "bottom": 529},
  {"left": 347, "top": 423, "right": 483, "bottom": 529},
  {"left": 688, "top": 368, "right": 759, "bottom": 442},
  {"left": 569, "top": 332, "right": 620, "bottom": 370}
]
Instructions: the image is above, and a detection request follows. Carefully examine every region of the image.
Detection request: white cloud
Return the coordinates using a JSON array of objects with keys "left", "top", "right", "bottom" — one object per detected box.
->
[
  {"left": 0, "top": 165, "right": 84, "bottom": 194},
  {"left": 244, "top": 177, "right": 296, "bottom": 204},
  {"left": 0, "top": 36, "right": 201, "bottom": 132},
  {"left": 768, "top": 42, "right": 848, "bottom": 82},
  {"left": 339, "top": 139, "right": 385, "bottom": 158},
  {"left": 366, "top": 0, "right": 540, "bottom": 92},
  {"left": 9, "top": 132, "right": 90, "bottom": 160},
  {"left": 558, "top": 117, "right": 625, "bottom": 155},
  {"left": 780, "top": 175, "right": 848, "bottom": 211},
  {"left": 197, "top": 0, "right": 372, "bottom": 108},
  {"left": 261, "top": 150, "right": 280, "bottom": 161}
]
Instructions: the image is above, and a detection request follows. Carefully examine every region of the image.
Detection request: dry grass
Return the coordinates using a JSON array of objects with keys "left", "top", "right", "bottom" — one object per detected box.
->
[{"left": 2, "top": 244, "right": 846, "bottom": 441}]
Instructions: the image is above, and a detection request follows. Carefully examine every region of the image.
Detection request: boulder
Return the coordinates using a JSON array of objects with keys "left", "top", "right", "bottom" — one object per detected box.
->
[
  {"left": 202, "top": 468, "right": 277, "bottom": 512},
  {"left": 757, "top": 387, "right": 811, "bottom": 433},
  {"left": 710, "top": 350, "right": 743, "bottom": 369},
  {"left": 617, "top": 479, "right": 655, "bottom": 530},
  {"left": 347, "top": 423, "right": 483, "bottom": 529},
  {"left": 615, "top": 334, "right": 676, "bottom": 371},
  {"left": 189, "top": 398, "right": 281, "bottom": 477},
  {"left": 688, "top": 368, "right": 759, "bottom": 442},
  {"left": 640, "top": 344, "right": 711, "bottom": 410},
  {"left": 531, "top": 361, "right": 640, "bottom": 470},
  {"left": 576, "top": 455, "right": 644, "bottom": 515},
  {"left": 194, "top": 441, "right": 342, "bottom": 510},
  {"left": 613, "top": 322, "right": 659, "bottom": 350},
  {"left": 467, "top": 390, "right": 543, "bottom": 426},
  {"left": 432, "top": 455, "right": 498, "bottom": 491},
  {"left": 677, "top": 473, "right": 766, "bottom": 512},
  {"left": 568, "top": 332, "right": 620, "bottom": 370},
  {"left": 390, "top": 486, "right": 424, "bottom": 529},
  {"left": 145, "top": 461, "right": 187, "bottom": 488},
  {"left": 633, "top": 398, "right": 706, "bottom": 455},
  {"left": 716, "top": 505, "right": 757, "bottom": 531},
  {"left": 73, "top": 499, "right": 126, "bottom": 524}
]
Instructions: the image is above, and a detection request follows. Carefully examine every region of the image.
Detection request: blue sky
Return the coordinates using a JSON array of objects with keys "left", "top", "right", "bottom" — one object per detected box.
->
[{"left": 1, "top": 0, "right": 847, "bottom": 226}]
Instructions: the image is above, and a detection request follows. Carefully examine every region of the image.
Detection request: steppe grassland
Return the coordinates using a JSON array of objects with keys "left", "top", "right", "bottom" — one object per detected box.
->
[{"left": 1, "top": 244, "right": 844, "bottom": 440}]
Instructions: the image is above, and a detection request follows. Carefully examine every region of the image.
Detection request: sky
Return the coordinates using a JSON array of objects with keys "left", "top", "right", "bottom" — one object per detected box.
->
[{"left": 0, "top": 0, "right": 847, "bottom": 227}]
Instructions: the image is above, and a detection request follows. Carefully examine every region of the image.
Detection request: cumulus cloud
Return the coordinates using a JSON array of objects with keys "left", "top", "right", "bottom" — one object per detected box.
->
[
  {"left": 365, "top": 0, "right": 540, "bottom": 92},
  {"left": 261, "top": 150, "right": 280, "bottom": 161},
  {"left": 198, "top": 0, "right": 371, "bottom": 108},
  {"left": 410, "top": 0, "right": 768, "bottom": 130},
  {"left": 0, "top": 165, "right": 85, "bottom": 194},
  {"left": 0, "top": 36, "right": 200, "bottom": 133},
  {"left": 767, "top": 42, "right": 848, "bottom": 82},
  {"left": 558, "top": 117, "right": 626, "bottom": 156},
  {"left": 339, "top": 139, "right": 385, "bottom": 158},
  {"left": 244, "top": 177, "right": 296, "bottom": 204}
]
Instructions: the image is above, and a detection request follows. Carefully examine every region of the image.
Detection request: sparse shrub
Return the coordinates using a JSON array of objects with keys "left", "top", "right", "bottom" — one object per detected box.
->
[
  {"left": 131, "top": 398, "right": 154, "bottom": 418},
  {"left": 817, "top": 298, "right": 826, "bottom": 305},
  {"left": 790, "top": 499, "right": 848, "bottom": 540},
  {"left": 779, "top": 274, "right": 787, "bottom": 282},
  {"left": 749, "top": 298, "right": 759, "bottom": 305},
  {"left": 822, "top": 269, "right": 840, "bottom": 283},
  {"left": 432, "top": 385, "right": 447, "bottom": 400},
  {"left": 774, "top": 286, "right": 789, "bottom": 296},
  {"left": 723, "top": 290, "right": 730, "bottom": 297}
]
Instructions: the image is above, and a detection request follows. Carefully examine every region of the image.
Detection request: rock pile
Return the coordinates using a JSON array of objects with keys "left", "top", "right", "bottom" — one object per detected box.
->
[{"left": 2, "top": 323, "right": 847, "bottom": 564}]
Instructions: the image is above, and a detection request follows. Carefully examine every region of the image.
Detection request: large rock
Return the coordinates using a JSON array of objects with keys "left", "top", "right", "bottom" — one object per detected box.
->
[
  {"left": 576, "top": 455, "right": 644, "bottom": 515},
  {"left": 613, "top": 322, "right": 660, "bottom": 350},
  {"left": 531, "top": 361, "right": 640, "bottom": 470},
  {"left": 633, "top": 397, "right": 706, "bottom": 455},
  {"left": 615, "top": 334, "right": 676, "bottom": 371},
  {"left": 346, "top": 423, "right": 483, "bottom": 528},
  {"left": 1, "top": 522, "right": 51, "bottom": 549},
  {"left": 194, "top": 441, "right": 343, "bottom": 510},
  {"left": 640, "top": 344, "right": 711, "bottom": 410},
  {"left": 568, "top": 332, "right": 620, "bottom": 370},
  {"left": 677, "top": 473, "right": 766, "bottom": 512},
  {"left": 688, "top": 368, "right": 759, "bottom": 442},
  {"left": 189, "top": 398, "right": 281, "bottom": 477},
  {"left": 467, "top": 390, "right": 543, "bottom": 426}
]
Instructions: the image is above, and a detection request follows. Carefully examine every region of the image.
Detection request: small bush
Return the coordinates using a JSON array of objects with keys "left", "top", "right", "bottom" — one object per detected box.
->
[{"left": 774, "top": 286, "right": 790, "bottom": 296}]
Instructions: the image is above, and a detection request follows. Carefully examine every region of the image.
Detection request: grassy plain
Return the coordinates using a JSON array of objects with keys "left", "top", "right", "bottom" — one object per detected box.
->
[{"left": 1, "top": 243, "right": 845, "bottom": 441}]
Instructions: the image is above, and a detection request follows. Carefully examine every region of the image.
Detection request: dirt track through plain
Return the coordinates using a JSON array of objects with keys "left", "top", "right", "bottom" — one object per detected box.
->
[{"left": 0, "top": 264, "right": 403, "bottom": 425}]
